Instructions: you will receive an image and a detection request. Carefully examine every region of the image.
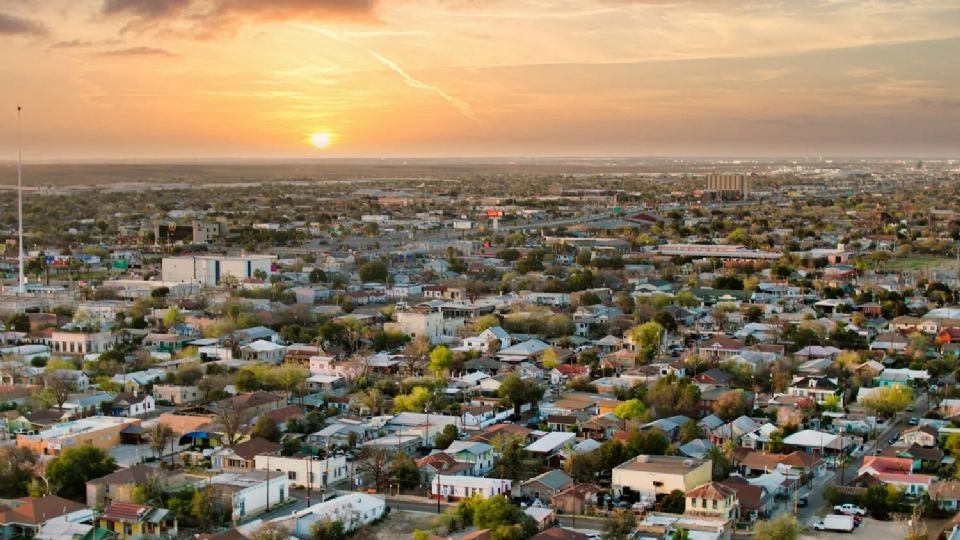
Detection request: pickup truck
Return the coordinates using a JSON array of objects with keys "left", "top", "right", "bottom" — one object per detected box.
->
[
  {"left": 833, "top": 504, "right": 867, "bottom": 516},
  {"left": 815, "top": 514, "right": 856, "bottom": 532}
]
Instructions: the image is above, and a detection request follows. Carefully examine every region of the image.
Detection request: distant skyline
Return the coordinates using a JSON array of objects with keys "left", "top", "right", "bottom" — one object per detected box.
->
[{"left": 2, "top": 1, "right": 960, "bottom": 159}]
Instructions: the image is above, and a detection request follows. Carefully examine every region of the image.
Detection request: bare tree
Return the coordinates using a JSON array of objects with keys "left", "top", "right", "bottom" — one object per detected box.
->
[
  {"left": 146, "top": 423, "right": 176, "bottom": 461},
  {"left": 43, "top": 373, "right": 73, "bottom": 412},
  {"left": 213, "top": 399, "right": 251, "bottom": 446},
  {"left": 402, "top": 335, "right": 431, "bottom": 375},
  {"left": 360, "top": 447, "right": 391, "bottom": 491}
]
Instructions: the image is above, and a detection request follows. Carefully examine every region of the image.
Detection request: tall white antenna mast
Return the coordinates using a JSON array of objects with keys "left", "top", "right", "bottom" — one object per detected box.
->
[{"left": 17, "top": 106, "right": 25, "bottom": 295}]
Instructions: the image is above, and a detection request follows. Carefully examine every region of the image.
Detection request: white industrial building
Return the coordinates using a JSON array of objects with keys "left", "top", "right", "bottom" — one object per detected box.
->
[
  {"left": 161, "top": 255, "right": 275, "bottom": 288},
  {"left": 254, "top": 455, "right": 349, "bottom": 490},
  {"left": 211, "top": 470, "right": 290, "bottom": 521}
]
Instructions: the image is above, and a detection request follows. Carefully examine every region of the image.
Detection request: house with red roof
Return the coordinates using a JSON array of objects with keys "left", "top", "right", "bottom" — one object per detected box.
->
[{"left": 96, "top": 502, "right": 178, "bottom": 539}]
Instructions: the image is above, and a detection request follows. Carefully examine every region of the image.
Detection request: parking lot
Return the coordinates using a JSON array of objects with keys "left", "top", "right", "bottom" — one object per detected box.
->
[{"left": 799, "top": 517, "right": 907, "bottom": 540}]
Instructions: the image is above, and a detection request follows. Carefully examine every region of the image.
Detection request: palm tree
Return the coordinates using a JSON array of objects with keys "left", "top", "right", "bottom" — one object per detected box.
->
[{"left": 704, "top": 445, "right": 731, "bottom": 481}]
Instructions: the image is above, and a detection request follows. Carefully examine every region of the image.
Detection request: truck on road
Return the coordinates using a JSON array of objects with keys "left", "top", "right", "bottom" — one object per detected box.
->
[{"left": 814, "top": 514, "right": 856, "bottom": 533}]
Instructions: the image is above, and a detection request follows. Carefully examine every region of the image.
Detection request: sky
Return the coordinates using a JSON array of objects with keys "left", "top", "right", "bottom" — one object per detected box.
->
[{"left": 2, "top": 0, "right": 960, "bottom": 160}]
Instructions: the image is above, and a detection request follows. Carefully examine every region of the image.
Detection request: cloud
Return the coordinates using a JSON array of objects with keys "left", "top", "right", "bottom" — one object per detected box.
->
[
  {"left": 101, "top": 0, "right": 378, "bottom": 36},
  {"left": 96, "top": 46, "right": 177, "bottom": 57},
  {"left": 0, "top": 12, "right": 48, "bottom": 36},
  {"left": 368, "top": 49, "right": 480, "bottom": 125}
]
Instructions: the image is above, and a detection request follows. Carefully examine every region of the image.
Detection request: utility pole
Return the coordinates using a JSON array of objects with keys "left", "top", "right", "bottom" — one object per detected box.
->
[{"left": 16, "top": 106, "right": 25, "bottom": 294}]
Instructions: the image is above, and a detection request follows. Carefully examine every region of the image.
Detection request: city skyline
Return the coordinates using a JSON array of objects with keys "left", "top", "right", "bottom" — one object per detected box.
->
[{"left": 3, "top": 0, "right": 960, "bottom": 159}]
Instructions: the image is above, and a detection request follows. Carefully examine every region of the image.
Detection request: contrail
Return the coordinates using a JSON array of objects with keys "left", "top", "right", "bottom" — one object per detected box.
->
[{"left": 368, "top": 49, "right": 480, "bottom": 125}]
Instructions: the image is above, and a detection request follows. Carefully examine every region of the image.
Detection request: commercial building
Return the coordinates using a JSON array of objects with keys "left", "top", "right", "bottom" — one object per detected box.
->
[
  {"left": 282, "top": 493, "right": 386, "bottom": 537},
  {"left": 431, "top": 474, "right": 512, "bottom": 500},
  {"left": 612, "top": 455, "right": 712, "bottom": 499},
  {"left": 160, "top": 254, "right": 275, "bottom": 288},
  {"left": 17, "top": 416, "right": 140, "bottom": 456},
  {"left": 705, "top": 173, "right": 749, "bottom": 199}
]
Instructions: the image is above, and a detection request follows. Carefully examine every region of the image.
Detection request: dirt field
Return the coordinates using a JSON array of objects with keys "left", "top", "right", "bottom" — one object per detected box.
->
[{"left": 364, "top": 510, "right": 440, "bottom": 540}]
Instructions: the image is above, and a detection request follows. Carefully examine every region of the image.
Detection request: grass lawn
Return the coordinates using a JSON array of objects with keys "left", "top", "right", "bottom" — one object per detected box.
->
[{"left": 895, "top": 255, "right": 956, "bottom": 270}]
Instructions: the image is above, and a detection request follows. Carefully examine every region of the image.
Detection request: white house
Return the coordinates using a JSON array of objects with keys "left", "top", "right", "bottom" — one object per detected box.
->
[
  {"left": 112, "top": 392, "right": 156, "bottom": 417},
  {"left": 431, "top": 474, "right": 512, "bottom": 500},
  {"left": 211, "top": 470, "right": 290, "bottom": 521},
  {"left": 254, "top": 455, "right": 348, "bottom": 490},
  {"left": 240, "top": 340, "right": 287, "bottom": 364},
  {"left": 459, "top": 327, "right": 512, "bottom": 353},
  {"left": 283, "top": 493, "right": 386, "bottom": 538}
]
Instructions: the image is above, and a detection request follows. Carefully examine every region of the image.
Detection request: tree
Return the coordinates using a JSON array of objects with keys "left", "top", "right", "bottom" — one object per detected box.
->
[
  {"left": 43, "top": 373, "right": 73, "bottom": 411},
  {"left": 704, "top": 445, "right": 732, "bottom": 481},
  {"left": 678, "top": 421, "right": 702, "bottom": 444},
  {"left": 613, "top": 399, "right": 646, "bottom": 429},
  {"left": 861, "top": 384, "right": 913, "bottom": 418},
  {"left": 428, "top": 345, "right": 453, "bottom": 378},
  {"left": 602, "top": 509, "right": 637, "bottom": 540},
  {"left": 312, "top": 519, "right": 347, "bottom": 540},
  {"left": 541, "top": 347, "right": 559, "bottom": 370},
  {"left": 393, "top": 386, "right": 432, "bottom": 413},
  {"left": 402, "top": 335, "right": 432, "bottom": 375},
  {"left": 676, "top": 291, "right": 700, "bottom": 308},
  {"left": 752, "top": 514, "right": 797, "bottom": 540},
  {"left": 823, "top": 394, "right": 842, "bottom": 412},
  {"left": 630, "top": 321, "right": 664, "bottom": 362},
  {"left": 361, "top": 447, "right": 391, "bottom": 490},
  {"left": 712, "top": 390, "right": 749, "bottom": 420},
  {"left": 474, "top": 495, "right": 537, "bottom": 538},
  {"left": 309, "top": 268, "right": 327, "bottom": 283},
  {"left": 498, "top": 372, "right": 545, "bottom": 415},
  {"left": 146, "top": 423, "right": 175, "bottom": 461},
  {"left": 163, "top": 307, "right": 185, "bottom": 330},
  {"left": 492, "top": 433, "right": 539, "bottom": 481},
  {"left": 389, "top": 453, "right": 421, "bottom": 490},
  {"left": 46, "top": 445, "right": 117, "bottom": 501},
  {"left": 6, "top": 313, "right": 30, "bottom": 332},
  {"left": 434, "top": 424, "right": 459, "bottom": 450},
  {"left": 214, "top": 399, "right": 251, "bottom": 445},
  {"left": 252, "top": 416, "right": 281, "bottom": 443},
  {"left": 191, "top": 483, "right": 228, "bottom": 532},
  {"left": 660, "top": 490, "right": 686, "bottom": 513},
  {"left": 358, "top": 259, "right": 388, "bottom": 283},
  {"left": 0, "top": 447, "right": 37, "bottom": 497}
]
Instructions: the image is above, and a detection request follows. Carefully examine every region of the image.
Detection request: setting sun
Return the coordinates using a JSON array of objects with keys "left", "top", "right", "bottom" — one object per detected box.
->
[{"left": 309, "top": 132, "right": 332, "bottom": 150}]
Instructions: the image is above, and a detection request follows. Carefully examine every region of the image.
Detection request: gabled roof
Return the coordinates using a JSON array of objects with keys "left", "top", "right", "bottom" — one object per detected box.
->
[
  {"left": 0, "top": 496, "right": 85, "bottom": 526},
  {"left": 523, "top": 469, "right": 574, "bottom": 491},
  {"left": 87, "top": 464, "right": 162, "bottom": 486},
  {"left": 686, "top": 481, "right": 736, "bottom": 500},
  {"left": 221, "top": 437, "right": 280, "bottom": 461}
]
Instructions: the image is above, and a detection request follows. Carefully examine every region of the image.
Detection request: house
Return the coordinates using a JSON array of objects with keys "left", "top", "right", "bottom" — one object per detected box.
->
[
  {"left": 49, "top": 331, "right": 118, "bottom": 356},
  {"left": 96, "top": 502, "right": 178, "bottom": 540},
  {"left": 431, "top": 475, "right": 512, "bottom": 500},
  {"left": 49, "top": 369, "right": 90, "bottom": 391},
  {"left": 531, "top": 527, "right": 590, "bottom": 540},
  {"left": 497, "top": 339, "right": 550, "bottom": 363},
  {"left": 611, "top": 455, "right": 712, "bottom": 499},
  {"left": 86, "top": 465, "right": 185, "bottom": 508},
  {"left": 787, "top": 376, "right": 841, "bottom": 405},
  {"left": 460, "top": 327, "right": 512, "bottom": 353},
  {"left": 551, "top": 483, "right": 603, "bottom": 515},
  {"left": 859, "top": 456, "right": 934, "bottom": 496},
  {"left": 211, "top": 470, "right": 290, "bottom": 521},
  {"left": 0, "top": 496, "right": 86, "bottom": 539},
  {"left": 698, "top": 336, "right": 746, "bottom": 359},
  {"left": 210, "top": 438, "right": 280, "bottom": 471},
  {"left": 870, "top": 332, "right": 908, "bottom": 352},
  {"left": 720, "top": 477, "right": 773, "bottom": 522},
  {"left": 685, "top": 482, "right": 739, "bottom": 521},
  {"left": 517, "top": 470, "right": 574, "bottom": 501},
  {"left": 901, "top": 425, "right": 938, "bottom": 448},
  {"left": 417, "top": 453, "right": 474, "bottom": 484},
  {"left": 111, "top": 393, "right": 156, "bottom": 417},
  {"left": 253, "top": 455, "right": 348, "bottom": 490},
  {"left": 525, "top": 432, "right": 577, "bottom": 466},
  {"left": 283, "top": 493, "right": 385, "bottom": 538},
  {"left": 153, "top": 384, "right": 201, "bottom": 405},
  {"left": 929, "top": 480, "right": 960, "bottom": 511},
  {"left": 239, "top": 340, "right": 287, "bottom": 364},
  {"left": 442, "top": 440, "right": 495, "bottom": 476}
]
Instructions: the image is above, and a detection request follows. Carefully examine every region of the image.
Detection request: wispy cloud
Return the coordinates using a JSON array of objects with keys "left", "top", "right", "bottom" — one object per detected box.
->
[
  {"left": 368, "top": 49, "right": 480, "bottom": 125},
  {"left": 96, "top": 46, "right": 177, "bottom": 57},
  {"left": 0, "top": 12, "right": 48, "bottom": 36}
]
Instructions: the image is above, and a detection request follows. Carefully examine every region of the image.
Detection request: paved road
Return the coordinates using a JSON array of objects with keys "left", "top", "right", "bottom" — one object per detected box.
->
[{"left": 797, "top": 391, "right": 929, "bottom": 524}]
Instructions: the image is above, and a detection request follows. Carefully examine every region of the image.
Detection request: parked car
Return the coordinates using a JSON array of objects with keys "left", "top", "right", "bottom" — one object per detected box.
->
[
  {"left": 797, "top": 495, "right": 809, "bottom": 508},
  {"left": 888, "top": 435, "right": 899, "bottom": 445},
  {"left": 833, "top": 504, "right": 867, "bottom": 516},
  {"left": 908, "top": 417, "right": 919, "bottom": 425}
]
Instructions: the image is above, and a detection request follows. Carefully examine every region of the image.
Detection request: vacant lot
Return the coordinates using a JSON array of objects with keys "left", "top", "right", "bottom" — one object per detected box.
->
[
  {"left": 799, "top": 517, "right": 912, "bottom": 540},
  {"left": 365, "top": 510, "right": 438, "bottom": 540}
]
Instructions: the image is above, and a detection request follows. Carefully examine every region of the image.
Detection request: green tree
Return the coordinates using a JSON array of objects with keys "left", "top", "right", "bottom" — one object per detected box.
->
[
  {"left": 613, "top": 399, "right": 646, "bottom": 429},
  {"left": 191, "top": 484, "right": 228, "bottom": 532},
  {"left": 46, "top": 445, "right": 117, "bottom": 501},
  {"left": 434, "top": 424, "right": 459, "bottom": 450},
  {"left": 163, "top": 307, "right": 185, "bottom": 330},
  {"left": 541, "top": 347, "right": 560, "bottom": 370},
  {"left": 676, "top": 291, "right": 700, "bottom": 308},
  {"left": 631, "top": 321, "right": 664, "bottom": 362},
  {"left": 393, "top": 386, "right": 432, "bottom": 413},
  {"left": 704, "top": 445, "right": 732, "bottom": 481},
  {"left": 0, "top": 447, "right": 37, "bottom": 497},
  {"left": 861, "top": 385, "right": 913, "bottom": 418},
  {"left": 753, "top": 513, "right": 797, "bottom": 540},
  {"left": 252, "top": 416, "right": 281, "bottom": 443},
  {"left": 428, "top": 345, "right": 454, "bottom": 378},
  {"left": 358, "top": 259, "right": 389, "bottom": 283},
  {"left": 6, "top": 313, "right": 30, "bottom": 332},
  {"left": 311, "top": 519, "right": 346, "bottom": 540},
  {"left": 602, "top": 509, "right": 637, "bottom": 540},
  {"left": 660, "top": 490, "right": 686, "bottom": 513},
  {"left": 389, "top": 453, "right": 421, "bottom": 490},
  {"left": 497, "top": 372, "right": 545, "bottom": 415}
]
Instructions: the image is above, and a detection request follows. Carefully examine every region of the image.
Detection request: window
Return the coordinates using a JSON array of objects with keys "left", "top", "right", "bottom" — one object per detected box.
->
[
  {"left": 702, "top": 498, "right": 707, "bottom": 508},
  {"left": 712, "top": 500, "right": 717, "bottom": 509},
  {"left": 689, "top": 499, "right": 696, "bottom": 508},
  {"left": 288, "top": 472, "right": 297, "bottom": 480}
]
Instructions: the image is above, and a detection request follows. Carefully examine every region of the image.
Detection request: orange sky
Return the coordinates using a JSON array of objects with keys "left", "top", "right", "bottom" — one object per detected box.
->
[{"left": 2, "top": 0, "right": 960, "bottom": 159}]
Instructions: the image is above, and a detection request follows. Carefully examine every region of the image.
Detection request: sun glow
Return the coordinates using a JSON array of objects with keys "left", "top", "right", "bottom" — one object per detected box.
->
[{"left": 309, "top": 132, "right": 332, "bottom": 149}]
